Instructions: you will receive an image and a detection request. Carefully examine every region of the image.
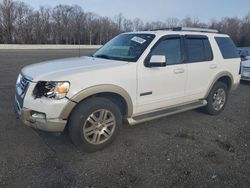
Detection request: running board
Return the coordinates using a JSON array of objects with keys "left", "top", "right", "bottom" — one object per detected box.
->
[{"left": 127, "top": 100, "right": 207, "bottom": 125}]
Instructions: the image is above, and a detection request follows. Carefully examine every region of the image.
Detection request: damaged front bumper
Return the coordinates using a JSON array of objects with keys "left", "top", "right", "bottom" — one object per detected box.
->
[{"left": 14, "top": 96, "right": 67, "bottom": 132}]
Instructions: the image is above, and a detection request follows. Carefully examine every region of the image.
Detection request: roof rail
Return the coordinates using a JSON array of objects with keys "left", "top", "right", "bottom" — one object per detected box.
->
[{"left": 153, "top": 27, "right": 219, "bottom": 33}]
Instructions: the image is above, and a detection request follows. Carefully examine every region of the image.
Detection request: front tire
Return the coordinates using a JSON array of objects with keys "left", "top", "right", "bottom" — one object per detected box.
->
[
  {"left": 203, "top": 81, "right": 228, "bottom": 115},
  {"left": 68, "top": 97, "right": 122, "bottom": 152}
]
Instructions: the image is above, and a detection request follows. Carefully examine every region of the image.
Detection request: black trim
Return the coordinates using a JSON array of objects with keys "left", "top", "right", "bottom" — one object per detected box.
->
[
  {"left": 140, "top": 92, "right": 153, "bottom": 96},
  {"left": 185, "top": 34, "right": 208, "bottom": 39},
  {"left": 65, "top": 96, "right": 78, "bottom": 104},
  {"left": 180, "top": 36, "right": 186, "bottom": 63},
  {"left": 150, "top": 27, "right": 219, "bottom": 34},
  {"left": 146, "top": 62, "right": 167, "bottom": 67},
  {"left": 239, "top": 61, "right": 242, "bottom": 75}
]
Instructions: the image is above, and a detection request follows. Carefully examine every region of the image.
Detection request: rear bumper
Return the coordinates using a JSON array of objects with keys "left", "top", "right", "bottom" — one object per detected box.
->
[{"left": 14, "top": 97, "right": 67, "bottom": 132}]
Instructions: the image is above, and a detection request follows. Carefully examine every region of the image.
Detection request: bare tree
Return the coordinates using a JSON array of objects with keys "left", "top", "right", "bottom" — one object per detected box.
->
[
  {"left": 14, "top": 2, "right": 32, "bottom": 43},
  {"left": 165, "top": 17, "right": 179, "bottom": 28},
  {"left": 0, "top": 0, "right": 18, "bottom": 43},
  {"left": 85, "top": 12, "right": 97, "bottom": 45},
  {"left": 209, "top": 17, "right": 241, "bottom": 46},
  {"left": 38, "top": 6, "right": 52, "bottom": 44},
  {"left": 70, "top": 5, "right": 85, "bottom": 44},
  {"left": 114, "top": 13, "right": 124, "bottom": 31},
  {"left": 123, "top": 18, "right": 133, "bottom": 32},
  {"left": 240, "top": 13, "right": 250, "bottom": 47},
  {"left": 133, "top": 18, "right": 144, "bottom": 31},
  {"left": 0, "top": 0, "right": 250, "bottom": 46},
  {"left": 0, "top": 5, "right": 3, "bottom": 43}
]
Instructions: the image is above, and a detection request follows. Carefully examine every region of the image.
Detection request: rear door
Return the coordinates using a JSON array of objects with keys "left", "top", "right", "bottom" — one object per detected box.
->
[{"left": 184, "top": 35, "right": 216, "bottom": 100}]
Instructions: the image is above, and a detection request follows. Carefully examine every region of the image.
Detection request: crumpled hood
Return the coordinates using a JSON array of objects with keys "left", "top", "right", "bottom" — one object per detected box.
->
[{"left": 21, "top": 56, "right": 128, "bottom": 81}]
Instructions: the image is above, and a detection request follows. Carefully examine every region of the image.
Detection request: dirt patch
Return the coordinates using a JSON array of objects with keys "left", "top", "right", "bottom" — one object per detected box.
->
[
  {"left": 214, "top": 139, "right": 235, "bottom": 153},
  {"left": 174, "top": 132, "right": 195, "bottom": 141}
]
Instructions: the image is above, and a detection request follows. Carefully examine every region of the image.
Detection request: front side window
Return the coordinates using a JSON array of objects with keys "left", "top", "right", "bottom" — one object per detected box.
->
[
  {"left": 185, "top": 37, "right": 213, "bottom": 63},
  {"left": 149, "top": 37, "right": 182, "bottom": 65},
  {"left": 93, "top": 34, "right": 155, "bottom": 62}
]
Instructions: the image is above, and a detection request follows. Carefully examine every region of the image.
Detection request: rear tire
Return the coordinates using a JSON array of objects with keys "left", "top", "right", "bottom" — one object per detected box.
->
[
  {"left": 202, "top": 81, "right": 228, "bottom": 115},
  {"left": 68, "top": 97, "right": 122, "bottom": 152}
]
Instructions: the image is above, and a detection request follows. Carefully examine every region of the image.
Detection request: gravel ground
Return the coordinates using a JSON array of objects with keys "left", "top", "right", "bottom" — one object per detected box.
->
[{"left": 0, "top": 49, "right": 249, "bottom": 188}]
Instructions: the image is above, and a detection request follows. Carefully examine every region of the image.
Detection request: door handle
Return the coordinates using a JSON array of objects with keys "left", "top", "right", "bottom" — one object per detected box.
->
[
  {"left": 174, "top": 68, "right": 185, "bottom": 74},
  {"left": 210, "top": 64, "right": 218, "bottom": 69}
]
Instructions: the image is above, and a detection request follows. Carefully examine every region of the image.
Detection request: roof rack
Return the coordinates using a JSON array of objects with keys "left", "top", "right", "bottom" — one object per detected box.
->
[{"left": 153, "top": 27, "right": 219, "bottom": 33}]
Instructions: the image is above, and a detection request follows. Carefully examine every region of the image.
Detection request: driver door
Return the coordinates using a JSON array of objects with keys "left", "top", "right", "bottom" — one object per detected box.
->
[{"left": 136, "top": 35, "right": 188, "bottom": 114}]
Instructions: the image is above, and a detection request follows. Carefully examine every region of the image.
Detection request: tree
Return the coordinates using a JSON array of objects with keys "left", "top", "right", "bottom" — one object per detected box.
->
[
  {"left": 0, "top": 0, "right": 249, "bottom": 46},
  {"left": 239, "top": 13, "right": 250, "bottom": 47},
  {"left": 114, "top": 13, "right": 124, "bottom": 32},
  {"left": 70, "top": 5, "right": 85, "bottom": 44},
  {"left": 38, "top": 6, "right": 52, "bottom": 44},
  {"left": 133, "top": 18, "right": 144, "bottom": 31},
  {"left": 14, "top": 2, "right": 33, "bottom": 43},
  {"left": 0, "top": 0, "right": 18, "bottom": 43},
  {"left": 123, "top": 18, "right": 133, "bottom": 32},
  {"left": 165, "top": 18, "right": 179, "bottom": 28}
]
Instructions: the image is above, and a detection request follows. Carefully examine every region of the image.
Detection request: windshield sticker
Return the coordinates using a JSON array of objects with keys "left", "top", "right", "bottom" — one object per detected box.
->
[{"left": 131, "top": 36, "right": 146, "bottom": 44}]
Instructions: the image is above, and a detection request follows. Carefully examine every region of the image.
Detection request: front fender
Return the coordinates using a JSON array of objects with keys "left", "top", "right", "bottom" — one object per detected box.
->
[{"left": 59, "top": 84, "right": 133, "bottom": 119}]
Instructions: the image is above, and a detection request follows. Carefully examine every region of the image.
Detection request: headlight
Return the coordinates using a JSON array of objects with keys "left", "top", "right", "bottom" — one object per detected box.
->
[{"left": 33, "top": 81, "right": 70, "bottom": 100}]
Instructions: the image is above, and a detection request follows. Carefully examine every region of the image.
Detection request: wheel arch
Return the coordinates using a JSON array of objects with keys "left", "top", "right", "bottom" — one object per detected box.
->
[
  {"left": 59, "top": 84, "right": 133, "bottom": 120},
  {"left": 205, "top": 71, "right": 234, "bottom": 98}
]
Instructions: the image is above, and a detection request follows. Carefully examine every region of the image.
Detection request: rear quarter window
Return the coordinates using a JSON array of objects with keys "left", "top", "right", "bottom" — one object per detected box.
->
[{"left": 215, "top": 37, "right": 239, "bottom": 59}]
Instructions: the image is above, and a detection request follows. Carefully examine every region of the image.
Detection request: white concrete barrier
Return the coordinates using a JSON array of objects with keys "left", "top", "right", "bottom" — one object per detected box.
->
[{"left": 0, "top": 44, "right": 102, "bottom": 50}]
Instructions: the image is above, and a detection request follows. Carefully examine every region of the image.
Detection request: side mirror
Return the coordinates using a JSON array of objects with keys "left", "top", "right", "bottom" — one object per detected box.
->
[{"left": 146, "top": 55, "right": 167, "bottom": 67}]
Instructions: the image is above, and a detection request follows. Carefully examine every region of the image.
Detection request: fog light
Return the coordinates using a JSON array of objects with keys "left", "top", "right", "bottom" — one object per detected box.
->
[{"left": 31, "top": 111, "right": 46, "bottom": 119}]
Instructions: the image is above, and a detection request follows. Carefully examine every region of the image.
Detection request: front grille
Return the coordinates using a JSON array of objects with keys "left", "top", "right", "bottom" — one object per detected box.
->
[
  {"left": 16, "top": 75, "right": 30, "bottom": 96},
  {"left": 16, "top": 74, "right": 30, "bottom": 108},
  {"left": 243, "top": 67, "right": 250, "bottom": 73},
  {"left": 20, "top": 76, "right": 29, "bottom": 92}
]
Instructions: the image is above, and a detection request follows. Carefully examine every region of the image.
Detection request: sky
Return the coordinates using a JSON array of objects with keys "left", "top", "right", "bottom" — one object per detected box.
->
[{"left": 21, "top": 0, "right": 250, "bottom": 22}]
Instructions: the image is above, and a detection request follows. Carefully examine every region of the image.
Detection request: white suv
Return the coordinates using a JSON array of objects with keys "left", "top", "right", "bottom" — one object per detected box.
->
[{"left": 15, "top": 27, "right": 241, "bottom": 152}]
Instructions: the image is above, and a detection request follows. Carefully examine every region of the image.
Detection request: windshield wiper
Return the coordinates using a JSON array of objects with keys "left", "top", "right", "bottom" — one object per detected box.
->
[{"left": 94, "top": 54, "right": 111, "bottom": 59}]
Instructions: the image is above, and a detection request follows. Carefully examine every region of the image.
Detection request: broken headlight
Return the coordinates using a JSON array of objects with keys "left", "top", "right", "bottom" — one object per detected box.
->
[{"left": 33, "top": 81, "right": 70, "bottom": 100}]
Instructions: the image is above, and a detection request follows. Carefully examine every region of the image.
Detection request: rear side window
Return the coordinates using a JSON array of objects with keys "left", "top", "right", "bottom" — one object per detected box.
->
[
  {"left": 215, "top": 37, "right": 239, "bottom": 59},
  {"left": 185, "top": 36, "right": 213, "bottom": 63}
]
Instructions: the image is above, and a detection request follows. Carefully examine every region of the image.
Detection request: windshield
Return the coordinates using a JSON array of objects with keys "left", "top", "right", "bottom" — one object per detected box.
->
[{"left": 93, "top": 33, "right": 155, "bottom": 62}]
